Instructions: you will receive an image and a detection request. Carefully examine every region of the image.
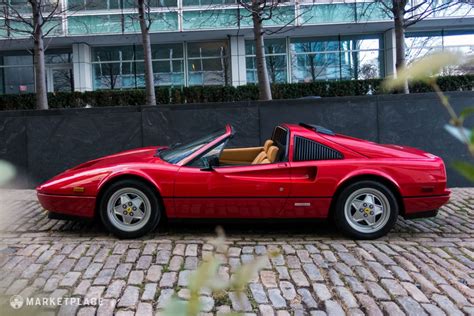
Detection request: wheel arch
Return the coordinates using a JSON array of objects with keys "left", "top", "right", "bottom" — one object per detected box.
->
[
  {"left": 95, "top": 173, "right": 167, "bottom": 219},
  {"left": 329, "top": 173, "right": 405, "bottom": 218}
]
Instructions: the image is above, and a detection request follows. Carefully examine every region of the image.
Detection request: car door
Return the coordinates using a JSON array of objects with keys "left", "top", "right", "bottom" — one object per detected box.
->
[
  {"left": 173, "top": 162, "right": 292, "bottom": 218},
  {"left": 283, "top": 135, "right": 342, "bottom": 218}
]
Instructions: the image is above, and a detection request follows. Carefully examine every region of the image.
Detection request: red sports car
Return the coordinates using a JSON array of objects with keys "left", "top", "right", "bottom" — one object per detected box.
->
[{"left": 37, "top": 123, "right": 450, "bottom": 239}]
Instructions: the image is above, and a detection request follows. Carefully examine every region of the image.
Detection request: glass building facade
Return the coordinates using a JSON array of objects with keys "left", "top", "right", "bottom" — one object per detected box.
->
[{"left": 0, "top": 0, "right": 472, "bottom": 94}]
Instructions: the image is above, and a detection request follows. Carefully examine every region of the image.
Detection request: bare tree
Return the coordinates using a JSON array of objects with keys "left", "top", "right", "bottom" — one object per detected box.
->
[
  {"left": 237, "top": 0, "right": 298, "bottom": 100},
  {"left": 0, "top": 0, "right": 67, "bottom": 109},
  {"left": 241, "top": 0, "right": 272, "bottom": 100},
  {"left": 137, "top": 0, "right": 156, "bottom": 106},
  {"left": 374, "top": 0, "right": 470, "bottom": 93}
]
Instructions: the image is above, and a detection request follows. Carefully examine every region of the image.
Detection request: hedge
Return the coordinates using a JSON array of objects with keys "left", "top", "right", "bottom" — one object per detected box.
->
[{"left": 0, "top": 75, "right": 472, "bottom": 111}]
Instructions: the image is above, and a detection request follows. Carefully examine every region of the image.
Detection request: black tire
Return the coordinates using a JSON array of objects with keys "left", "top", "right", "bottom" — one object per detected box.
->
[
  {"left": 334, "top": 180, "right": 399, "bottom": 240},
  {"left": 99, "top": 179, "right": 161, "bottom": 239}
]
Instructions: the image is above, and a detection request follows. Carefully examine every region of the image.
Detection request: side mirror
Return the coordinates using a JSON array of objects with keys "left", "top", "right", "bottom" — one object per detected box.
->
[{"left": 200, "top": 156, "right": 219, "bottom": 171}]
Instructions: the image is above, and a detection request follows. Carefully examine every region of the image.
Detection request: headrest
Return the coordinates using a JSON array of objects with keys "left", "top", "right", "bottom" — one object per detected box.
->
[
  {"left": 263, "top": 139, "right": 274, "bottom": 152},
  {"left": 267, "top": 146, "right": 279, "bottom": 163}
]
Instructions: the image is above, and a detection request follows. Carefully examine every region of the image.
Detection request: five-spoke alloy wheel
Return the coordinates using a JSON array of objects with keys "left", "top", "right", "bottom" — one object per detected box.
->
[
  {"left": 99, "top": 179, "right": 161, "bottom": 239},
  {"left": 334, "top": 180, "right": 398, "bottom": 239}
]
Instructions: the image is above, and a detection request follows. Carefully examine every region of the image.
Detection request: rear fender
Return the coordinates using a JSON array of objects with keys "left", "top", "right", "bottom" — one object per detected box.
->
[{"left": 337, "top": 169, "right": 401, "bottom": 194}]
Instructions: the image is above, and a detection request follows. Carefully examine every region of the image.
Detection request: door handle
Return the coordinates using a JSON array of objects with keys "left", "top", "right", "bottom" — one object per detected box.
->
[{"left": 278, "top": 163, "right": 288, "bottom": 168}]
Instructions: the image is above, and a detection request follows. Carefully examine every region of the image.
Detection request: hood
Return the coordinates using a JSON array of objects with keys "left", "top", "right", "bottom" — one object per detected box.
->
[
  {"left": 37, "top": 146, "right": 165, "bottom": 195},
  {"left": 323, "top": 134, "right": 435, "bottom": 159},
  {"left": 67, "top": 146, "right": 164, "bottom": 172}
]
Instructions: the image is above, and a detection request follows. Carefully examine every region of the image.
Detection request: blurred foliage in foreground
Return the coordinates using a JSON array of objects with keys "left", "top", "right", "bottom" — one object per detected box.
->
[
  {"left": 383, "top": 52, "right": 474, "bottom": 182},
  {"left": 0, "top": 160, "right": 16, "bottom": 186},
  {"left": 163, "top": 228, "right": 277, "bottom": 315}
]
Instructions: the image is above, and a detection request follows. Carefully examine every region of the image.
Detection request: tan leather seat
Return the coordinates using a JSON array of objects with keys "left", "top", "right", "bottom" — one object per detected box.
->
[
  {"left": 263, "top": 140, "right": 274, "bottom": 153},
  {"left": 252, "top": 151, "right": 268, "bottom": 164},
  {"left": 267, "top": 146, "right": 279, "bottom": 163}
]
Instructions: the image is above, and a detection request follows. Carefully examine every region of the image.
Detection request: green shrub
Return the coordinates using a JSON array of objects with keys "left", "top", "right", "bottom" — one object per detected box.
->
[{"left": 0, "top": 75, "right": 472, "bottom": 111}]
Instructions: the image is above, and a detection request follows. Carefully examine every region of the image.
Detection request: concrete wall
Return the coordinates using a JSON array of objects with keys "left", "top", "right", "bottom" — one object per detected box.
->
[{"left": 1, "top": 91, "right": 473, "bottom": 188}]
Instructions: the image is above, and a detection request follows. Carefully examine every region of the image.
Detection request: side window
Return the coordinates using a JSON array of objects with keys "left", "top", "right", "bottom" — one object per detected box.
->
[
  {"left": 188, "top": 142, "right": 226, "bottom": 168},
  {"left": 293, "top": 136, "right": 343, "bottom": 161}
]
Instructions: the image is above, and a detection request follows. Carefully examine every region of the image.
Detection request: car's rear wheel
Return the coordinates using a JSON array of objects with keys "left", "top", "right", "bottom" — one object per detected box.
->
[
  {"left": 99, "top": 179, "right": 161, "bottom": 239},
  {"left": 334, "top": 180, "right": 398, "bottom": 239}
]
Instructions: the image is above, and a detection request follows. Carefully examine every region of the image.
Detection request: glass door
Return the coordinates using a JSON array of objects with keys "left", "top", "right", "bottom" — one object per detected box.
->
[{"left": 47, "top": 66, "right": 74, "bottom": 92}]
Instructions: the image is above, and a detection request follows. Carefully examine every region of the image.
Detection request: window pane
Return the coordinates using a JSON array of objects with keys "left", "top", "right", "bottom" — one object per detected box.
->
[
  {"left": 246, "top": 56, "right": 287, "bottom": 84},
  {"left": 245, "top": 38, "right": 286, "bottom": 55},
  {"left": 93, "top": 62, "right": 136, "bottom": 89},
  {"left": 52, "top": 68, "right": 74, "bottom": 92},
  {"left": 341, "top": 50, "right": 381, "bottom": 80},
  {"left": 0, "top": 53, "right": 34, "bottom": 94},
  {"left": 187, "top": 41, "right": 230, "bottom": 86},
  {"left": 68, "top": 15, "right": 123, "bottom": 35},
  {"left": 93, "top": 46, "right": 135, "bottom": 62},
  {"left": 151, "top": 43, "right": 184, "bottom": 59},
  {"left": 45, "top": 51, "right": 73, "bottom": 64},
  {"left": 69, "top": 0, "right": 121, "bottom": 10},
  {"left": 443, "top": 33, "right": 473, "bottom": 45},
  {"left": 124, "top": 13, "right": 179, "bottom": 33},
  {"left": 405, "top": 31, "right": 474, "bottom": 75},
  {"left": 188, "top": 41, "right": 228, "bottom": 58},
  {"left": 291, "top": 38, "right": 340, "bottom": 53},
  {"left": 153, "top": 60, "right": 184, "bottom": 86},
  {"left": 356, "top": 1, "right": 391, "bottom": 22},
  {"left": 183, "top": 0, "right": 235, "bottom": 5},
  {"left": 267, "top": 55, "right": 287, "bottom": 82},
  {"left": 263, "top": 6, "right": 295, "bottom": 26},
  {"left": 122, "top": 0, "right": 177, "bottom": 8},
  {"left": 300, "top": 3, "right": 356, "bottom": 24},
  {"left": 183, "top": 10, "right": 238, "bottom": 30},
  {"left": 239, "top": 6, "right": 295, "bottom": 27},
  {"left": 405, "top": 32, "right": 444, "bottom": 65},
  {"left": 291, "top": 53, "right": 340, "bottom": 82},
  {"left": 1, "top": 66, "right": 35, "bottom": 94},
  {"left": 290, "top": 35, "right": 383, "bottom": 82}
]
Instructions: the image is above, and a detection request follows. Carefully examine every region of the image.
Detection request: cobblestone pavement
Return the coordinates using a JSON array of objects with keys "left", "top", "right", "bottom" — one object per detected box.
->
[{"left": 0, "top": 188, "right": 473, "bottom": 316}]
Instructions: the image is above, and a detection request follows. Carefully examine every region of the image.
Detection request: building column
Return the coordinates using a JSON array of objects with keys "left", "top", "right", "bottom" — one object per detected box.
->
[
  {"left": 383, "top": 29, "right": 396, "bottom": 77},
  {"left": 72, "top": 43, "right": 93, "bottom": 92},
  {"left": 229, "top": 35, "right": 247, "bottom": 86}
]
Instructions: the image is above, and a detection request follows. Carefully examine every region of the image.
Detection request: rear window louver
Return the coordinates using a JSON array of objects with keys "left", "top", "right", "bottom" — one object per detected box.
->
[{"left": 294, "top": 136, "right": 343, "bottom": 161}]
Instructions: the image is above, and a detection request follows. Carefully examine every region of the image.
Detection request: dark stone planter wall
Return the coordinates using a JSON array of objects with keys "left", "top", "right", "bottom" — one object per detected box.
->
[{"left": 0, "top": 91, "right": 473, "bottom": 189}]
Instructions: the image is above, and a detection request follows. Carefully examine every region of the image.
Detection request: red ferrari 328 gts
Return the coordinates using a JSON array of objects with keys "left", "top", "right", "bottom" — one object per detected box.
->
[{"left": 37, "top": 123, "right": 450, "bottom": 239}]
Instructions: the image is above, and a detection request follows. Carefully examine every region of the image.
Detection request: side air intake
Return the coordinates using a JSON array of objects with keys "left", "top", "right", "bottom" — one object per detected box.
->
[{"left": 294, "top": 136, "right": 343, "bottom": 161}]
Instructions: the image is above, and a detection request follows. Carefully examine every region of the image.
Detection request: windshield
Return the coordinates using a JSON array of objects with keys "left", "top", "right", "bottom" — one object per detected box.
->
[{"left": 159, "top": 129, "right": 226, "bottom": 164}]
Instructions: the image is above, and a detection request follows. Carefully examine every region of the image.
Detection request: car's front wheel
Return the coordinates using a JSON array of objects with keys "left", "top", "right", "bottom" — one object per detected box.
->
[
  {"left": 99, "top": 179, "right": 161, "bottom": 239},
  {"left": 334, "top": 180, "right": 398, "bottom": 239}
]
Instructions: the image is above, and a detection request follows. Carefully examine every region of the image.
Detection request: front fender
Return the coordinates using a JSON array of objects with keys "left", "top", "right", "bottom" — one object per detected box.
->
[
  {"left": 36, "top": 168, "right": 111, "bottom": 197},
  {"left": 97, "top": 169, "right": 162, "bottom": 195}
]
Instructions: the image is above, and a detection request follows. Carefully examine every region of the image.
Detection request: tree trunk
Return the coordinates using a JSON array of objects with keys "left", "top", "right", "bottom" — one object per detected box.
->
[
  {"left": 138, "top": 0, "right": 156, "bottom": 106},
  {"left": 251, "top": 5, "right": 272, "bottom": 101},
  {"left": 31, "top": 1, "right": 48, "bottom": 109},
  {"left": 393, "top": 1, "right": 409, "bottom": 94}
]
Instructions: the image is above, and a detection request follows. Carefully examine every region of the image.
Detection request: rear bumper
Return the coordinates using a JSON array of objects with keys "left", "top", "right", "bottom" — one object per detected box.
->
[
  {"left": 402, "top": 193, "right": 450, "bottom": 217},
  {"left": 37, "top": 193, "right": 96, "bottom": 218}
]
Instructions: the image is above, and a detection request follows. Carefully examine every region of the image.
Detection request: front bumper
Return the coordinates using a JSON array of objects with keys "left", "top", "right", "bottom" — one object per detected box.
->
[
  {"left": 402, "top": 193, "right": 450, "bottom": 218},
  {"left": 37, "top": 193, "right": 96, "bottom": 218}
]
